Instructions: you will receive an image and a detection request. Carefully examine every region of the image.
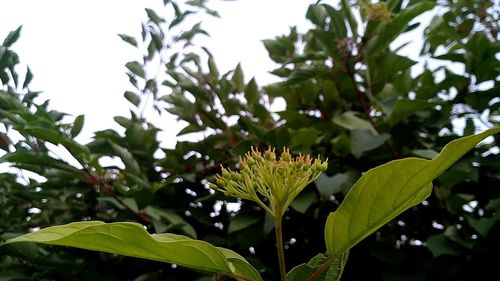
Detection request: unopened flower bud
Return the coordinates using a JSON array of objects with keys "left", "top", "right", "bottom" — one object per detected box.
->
[
  {"left": 222, "top": 168, "right": 230, "bottom": 179},
  {"left": 280, "top": 149, "right": 292, "bottom": 162},
  {"left": 264, "top": 147, "right": 276, "bottom": 161},
  {"left": 320, "top": 161, "right": 328, "bottom": 172},
  {"left": 247, "top": 157, "right": 256, "bottom": 167},
  {"left": 210, "top": 146, "right": 328, "bottom": 218},
  {"left": 231, "top": 172, "right": 242, "bottom": 181}
]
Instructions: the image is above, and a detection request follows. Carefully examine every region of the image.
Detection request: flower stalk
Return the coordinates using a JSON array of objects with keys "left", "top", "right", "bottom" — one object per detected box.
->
[{"left": 210, "top": 147, "right": 327, "bottom": 281}]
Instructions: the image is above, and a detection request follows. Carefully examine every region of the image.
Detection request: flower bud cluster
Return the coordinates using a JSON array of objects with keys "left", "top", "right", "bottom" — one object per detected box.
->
[
  {"left": 360, "top": 2, "right": 393, "bottom": 23},
  {"left": 210, "top": 147, "right": 327, "bottom": 218}
]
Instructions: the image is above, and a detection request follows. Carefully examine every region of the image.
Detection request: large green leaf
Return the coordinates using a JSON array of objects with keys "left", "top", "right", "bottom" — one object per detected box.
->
[
  {"left": 325, "top": 127, "right": 500, "bottom": 256},
  {"left": 2, "top": 221, "right": 262, "bottom": 281}
]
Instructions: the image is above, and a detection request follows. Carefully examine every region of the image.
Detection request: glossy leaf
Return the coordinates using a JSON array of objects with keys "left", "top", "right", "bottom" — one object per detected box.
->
[
  {"left": 2, "top": 221, "right": 262, "bottom": 281},
  {"left": 325, "top": 127, "right": 500, "bottom": 256},
  {"left": 70, "top": 115, "right": 84, "bottom": 137}
]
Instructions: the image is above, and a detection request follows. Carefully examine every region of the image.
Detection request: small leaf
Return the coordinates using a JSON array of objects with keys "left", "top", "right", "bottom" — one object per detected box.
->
[
  {"left": 118, "top": 34, "right": 138, "bottom": 47},
  {"left": 315, "top": 171, "right": 359, "bottom": 197},
  {"left": 287, "top": 251, "right": 349, "bottom": 281},
  {"left": 108, "top": 141, "right": 141, "bottom": 175},
  {"left": 426, "top": 234, "right": 461, "bottom": 257},
  {"left": 71, "top": 115, "right": 85, "bottom": 137},
  {"left": 2, "top": 221, "right": 262, "bottom": 281},
  {"left": 124, "top": 91, "right": 141, "bottom": 107},
  {"left": 340, "top": 0, "right": 358, "bottom": 36},
  {"left": 306, "top": 4, "right": 327, "bottom": 26},
  {"left": 2, "top": 26, "right": 22, "bottom": 47},
  {"left": 145, "top": 8, "right": 164, "bottom": 25},
  {"left": 228, "top": 215, "right": 260, "bottom": 234},
  {"left": 290, "top": 189, "right": 316, "bottom": 214},
  {"left": 232, "top": 63, "right": 244, "bottom": 92},
  {"left": 325, "top": 127, "right": 500, "bottom": 257},
  {"left": 333, "top": 111, "right": 377, "bottom": 135},
  {"left": 350, "top": 129, "right": 390, "bottom": 158},
  {"left": 22, "top": 66, "right": 33, "bottom": 89},
  {"left": 323, "top": 5, "right": 347, "bottom": 39},
  {"left": 387, "top": 99, "right": 434, "bottom": 126},
  {"left": 207, "top": 55, "right": 219, "bottom": 79},
  {"left": 126, "top": 61, "right": 146, "bottom": 78}
]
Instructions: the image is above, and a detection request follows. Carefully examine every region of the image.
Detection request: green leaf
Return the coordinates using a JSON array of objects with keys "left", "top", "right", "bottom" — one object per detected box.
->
[
  {"left": 124, "top": 91, "right": 141, "bottom": 107},
  {"left": 467, "top": 216, "right": 498, "bottom": 237},
  {"left": 216, "top": 247, "right": 263, "bottom": 281},
  {"left": 325, "top": 127, "right": 500, "bottom": 257},
  {"left": 70, "top": 115, "right": 85, "bottom": 137},
  {"left": 207, "top": 52, "right": 219, "bottom": 79},
  {"left": 2, "top": 26, "right": 22, "bottom": 48},
  {"left": 426, "top": 234, "right": 461, "bottom": 257},
  {"left": 340, "top": 0, "right": 358, "bottom": 36},
  {"left": 2, "top": 221, "right": 262, "bottom": 281},
  {"left": 387, "top": 99, "right": 435, "bottom": 126},
  {"left": 411, "top": 149, "right": 438, "bottom": 160},
  {"left": 306, "top": 4, "right": 327, "bottom": 26},
  {"left": 291, "top": 128, "right": 318, "bottom": 149},
  {"left": 118, "top": 34, "right": 138, "bottom": 47},
  {"left": 323, "top": 5, "right": 347, "bottom": 39},
  {"left": 0, "top": 151, "right": 81, "bottom": 174},
  {"left": 350, "top": 129, "right": 390, "bottom": 158},
  {"left": 228, "top": 215, "right": 260, "bottom": 234},
  {"left": 145, "top": 8, "right": 164, "bottom": 25},
  {"left": 315, "top": 171, "right": 359, "bottom": 197},
  {"left": 145, "top": 206, "right": 197, "bottom": 238},
  {"left": 108, "top": 141, "right": 141, "bottom": 175},
  {"left": 332, "top": 111, "right": 377, "bottom": 135},
  {"left": 232, "top": 63, "right": 244, "bottom": 92},
  {"left": 365, "top": 2, "right": 436, "bottom": 57},
  {"left": 22, "top": 66, "right": 33, "bottom": 89},
  {"left": 126, "top": 61, "right": 146, "bottom": 78},
  {"left": 287, "top": 251, "right": 349, "bottom": 281},
  {"left": 290, "top": 188, "right": 316, "bottom": 214}
]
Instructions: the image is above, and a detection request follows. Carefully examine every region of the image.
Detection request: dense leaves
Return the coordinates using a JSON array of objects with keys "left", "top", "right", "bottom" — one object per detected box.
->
[{"left": 1, "top": 0, "right": 499, "bottom": 280}]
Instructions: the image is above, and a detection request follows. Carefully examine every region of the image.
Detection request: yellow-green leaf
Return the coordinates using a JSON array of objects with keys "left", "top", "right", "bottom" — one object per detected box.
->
[
  {"left": 3, "top": 221, "right": 262, "bottom": 281},
  {"left": 325, "top": 127, "right": 500, "bottom": 256}
]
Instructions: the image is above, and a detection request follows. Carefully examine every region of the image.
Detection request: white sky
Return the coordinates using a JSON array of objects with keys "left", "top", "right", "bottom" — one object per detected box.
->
[{"left": 1, "top": 0, "right": 312, "bottom": 148}]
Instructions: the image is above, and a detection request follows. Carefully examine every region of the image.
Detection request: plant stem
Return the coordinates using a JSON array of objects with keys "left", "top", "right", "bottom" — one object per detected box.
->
[{"left": 274, "top": 217, "right": 287, "bottom": 281}]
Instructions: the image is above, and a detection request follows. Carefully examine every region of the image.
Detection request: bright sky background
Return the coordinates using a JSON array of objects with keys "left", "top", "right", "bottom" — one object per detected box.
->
[{"left": 1, "top": 0, "right": 314, "bottom": 148}]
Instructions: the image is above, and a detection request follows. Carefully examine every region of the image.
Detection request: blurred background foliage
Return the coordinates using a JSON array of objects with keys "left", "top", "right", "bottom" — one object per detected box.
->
[{"left": 0, "top": 0, "right": 499, "bottom": 280}]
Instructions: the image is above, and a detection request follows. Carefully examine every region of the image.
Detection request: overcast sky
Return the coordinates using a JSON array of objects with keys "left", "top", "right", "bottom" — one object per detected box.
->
[{"left": 1, "top": 0, "right": 314, "bottom": 148}]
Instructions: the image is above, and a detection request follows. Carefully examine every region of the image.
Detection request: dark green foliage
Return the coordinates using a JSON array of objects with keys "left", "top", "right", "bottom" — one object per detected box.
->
[{"left": 1, "top": 0, "right": 499, "bottom": 280}]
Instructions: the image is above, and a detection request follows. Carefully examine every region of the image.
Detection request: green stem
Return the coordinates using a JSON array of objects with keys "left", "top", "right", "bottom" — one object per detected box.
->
[{"left": 274, "top": 217, "right": 287, "bottom": 281}]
